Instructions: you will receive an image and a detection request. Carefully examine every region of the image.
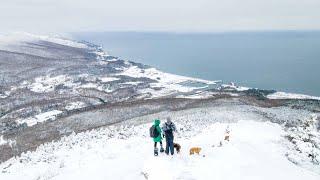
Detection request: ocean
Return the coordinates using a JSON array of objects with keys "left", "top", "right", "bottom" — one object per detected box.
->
[{"left": 73, "top": 31, "right": 320, "bottom": 96}]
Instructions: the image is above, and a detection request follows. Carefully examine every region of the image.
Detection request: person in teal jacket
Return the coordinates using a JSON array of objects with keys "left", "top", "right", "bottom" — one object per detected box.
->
[{"left": 153, "top": 119, "right": 164, "bottom": 155}]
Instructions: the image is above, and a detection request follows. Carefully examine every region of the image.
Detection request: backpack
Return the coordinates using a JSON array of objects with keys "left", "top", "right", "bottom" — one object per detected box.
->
[{"left": 149, "top": 125, "right": 160, "bottom": 138}]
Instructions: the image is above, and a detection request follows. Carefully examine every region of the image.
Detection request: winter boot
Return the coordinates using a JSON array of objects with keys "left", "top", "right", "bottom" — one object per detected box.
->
[
  {"left": 160, "top": 146, "right": 164, "bottom": 153},
  {"left": 154, "top": 148, "right": 159, "bottom": 156}
]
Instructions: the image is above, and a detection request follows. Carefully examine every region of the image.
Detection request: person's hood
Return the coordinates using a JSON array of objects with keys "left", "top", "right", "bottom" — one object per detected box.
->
[
  {"left": 154, "top": 119, "right": 160, "bottom": 126},
  {"left": 166, "top": 117, "right": 172, "bottom": 123}
]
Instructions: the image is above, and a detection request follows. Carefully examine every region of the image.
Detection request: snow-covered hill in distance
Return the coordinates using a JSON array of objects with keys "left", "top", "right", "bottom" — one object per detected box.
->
[{"left": 0, "top": 33, "right": 319, "bottom": 179}]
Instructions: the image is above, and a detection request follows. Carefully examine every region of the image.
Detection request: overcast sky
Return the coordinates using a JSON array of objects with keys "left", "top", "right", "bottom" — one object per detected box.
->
[{"left": 1, "top": 0, "right": 320, "bottom": 33}]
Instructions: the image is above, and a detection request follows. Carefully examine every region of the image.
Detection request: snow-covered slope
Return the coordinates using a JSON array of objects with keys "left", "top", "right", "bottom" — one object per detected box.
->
[
  {"left": 0, "top": 32, "right": 88, "bottom": 49},
  {"left": 0, "top": 33, "right": 220, "bottom": 132},
  {"left": 0, "top": 105, "right": 319, "bottom": 180},
  {"left": 1, "top": 33, "right": 320, "bottom": 180},
  {"left": 267, "top": 92, "right": 320, "bottom": 101}
]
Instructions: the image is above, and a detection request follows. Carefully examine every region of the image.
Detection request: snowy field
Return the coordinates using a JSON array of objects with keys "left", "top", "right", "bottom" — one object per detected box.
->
[
  {"left": 1, "top": 106, "right": 319, "bottom": 180},
  {"left": 267, "top": 92, "right": 320, "bottom": 101}
]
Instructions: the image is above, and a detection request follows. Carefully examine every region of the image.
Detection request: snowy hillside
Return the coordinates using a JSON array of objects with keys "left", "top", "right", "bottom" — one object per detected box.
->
[
  {"left": 0, "top": 33, "right": 220, "bottom": 130},
  {"left": 0, "top": 33, "right": 320, "bottom": 179},
  {"left": 0, "top": 105, "right": 319, "bottom": 180}
]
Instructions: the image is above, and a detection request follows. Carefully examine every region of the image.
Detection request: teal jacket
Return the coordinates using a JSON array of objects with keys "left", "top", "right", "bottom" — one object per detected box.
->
[{"left": 153, "top": 119, "right": 162, "bottom": 142}]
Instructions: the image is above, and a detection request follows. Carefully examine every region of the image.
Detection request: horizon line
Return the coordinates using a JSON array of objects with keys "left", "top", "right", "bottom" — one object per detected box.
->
[{"left": 71, "top": 29, "right": 320, "bottom": 34}]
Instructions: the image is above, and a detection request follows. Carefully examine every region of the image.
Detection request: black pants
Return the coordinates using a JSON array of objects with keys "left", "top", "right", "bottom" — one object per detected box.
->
[{"left": 154, "top": 141, "right": 163, "bottom": 148}]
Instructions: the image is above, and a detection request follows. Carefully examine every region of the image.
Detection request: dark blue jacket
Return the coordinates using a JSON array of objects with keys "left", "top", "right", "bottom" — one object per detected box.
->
[{"left": 162, "top": 122, "right": 176, "bottom": 140}]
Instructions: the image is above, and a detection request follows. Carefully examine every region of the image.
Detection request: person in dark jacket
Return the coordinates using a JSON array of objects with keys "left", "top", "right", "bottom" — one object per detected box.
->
[{"left": 162, "top": 117, "right": 177, "bottom": 155}]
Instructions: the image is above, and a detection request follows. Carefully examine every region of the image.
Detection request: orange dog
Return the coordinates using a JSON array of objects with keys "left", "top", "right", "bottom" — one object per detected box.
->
[{"left": 189, "top": 147, "right": 202, "bottom": 155}]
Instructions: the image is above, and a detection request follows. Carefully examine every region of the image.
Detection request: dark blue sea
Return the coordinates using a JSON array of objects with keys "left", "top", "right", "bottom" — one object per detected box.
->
[{"left": 73, "top": 31, "right": 320, "bottom": 96}]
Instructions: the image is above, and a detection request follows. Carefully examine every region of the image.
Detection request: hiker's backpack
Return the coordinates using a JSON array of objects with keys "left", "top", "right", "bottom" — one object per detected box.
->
[{"left": 149, "top": 125, "right": 160, "bottom": 138}]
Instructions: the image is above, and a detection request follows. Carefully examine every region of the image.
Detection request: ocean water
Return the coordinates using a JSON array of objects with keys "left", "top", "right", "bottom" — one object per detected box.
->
[{"left": 73, "top": 31, "right": 320, "bottom": 96}]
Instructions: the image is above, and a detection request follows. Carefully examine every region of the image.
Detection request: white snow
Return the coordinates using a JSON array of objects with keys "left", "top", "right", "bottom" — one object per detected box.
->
[
  {"left": 267, "top": 92, "right": 320, "bottom": 100},
  {"left": 2, "top": 107, "right": 319, "bottom": 180},
  {"left": 176, "top": 91, "right": 216, "bottom": 99},
  {"left": 35, "top": 110, "right": 63, "bottom": 122},
  {"left": 65, "top": 102, "right": 86, "bottom": 111},
  {"left": 121, "top": 66, "right": 216, "bottom": 85},
  {"left": 0, "top": 33, "right": 34, "bottom": 48},
  {"left": 28, "top": 75, "right": 71, "bottom": 93},
  {"left": 0, "top": 136, "right": 16, "bottom": 148},
  {"left": 285, "top": 114, "right": 320, "bottom": 172},
  {"left": 0, "top": 91, "right": 11, "bottom": 99},
  {"left": 0, "top": 136, "right": 7, "bottom": 146},
  {"left": 0, "top": 32, "right": 88, "bottom": 49},
  {"left": 221, "top": 83, "right": 250, "bottom": 91},
  {"left": 0, "top": 93, "right": 7, "bottom": 99},
  {"left": 26, "top": 74, "right": 115, "bottom": 94},
  {"left": 143, "top": 120, "right": 307, "bottom": 180},
  {"left": 118, "top": 66, "right": 218, "bottom": 98},
  {"left": 78, "top": 83, "right": 112, "bottom": 93},
  {"left": 99, "top": 76, "right": 119, "bottom": 83},
  {"left": 121, "top": 81, "right": 143, "bottom": 86},
  {"left": 79, "top": 83, "right": 99, "bottom": 89},
  {"left": 94, "top": 50, "right": 110, "bottom": 60},
  {"left": 13, "top": 73, "right": 118, "bottom": 95},
  {"left": 16, "top": 110, "right": 62, "bottom": 127},
  {"left": 36, "top": 36, "right": 87, "bottom": 49},
  {"left": 176, "top": 91, "right": 241, "bottom": 99}
]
